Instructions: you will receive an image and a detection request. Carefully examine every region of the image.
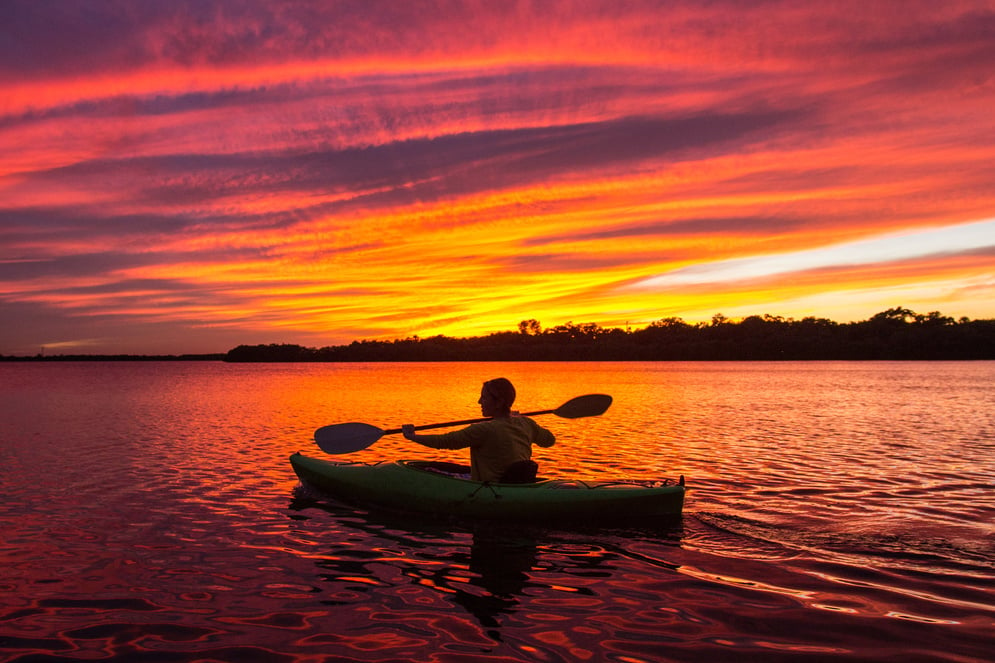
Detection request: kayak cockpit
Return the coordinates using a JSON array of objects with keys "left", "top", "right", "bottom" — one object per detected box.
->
[{"left": 404, "top": 459, "right": 542, "bottom": 484}]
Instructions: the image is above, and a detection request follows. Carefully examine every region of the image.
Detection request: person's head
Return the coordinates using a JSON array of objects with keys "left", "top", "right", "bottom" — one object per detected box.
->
[{"left": 478, "top": 377, "right": 516, "bottom": 417}]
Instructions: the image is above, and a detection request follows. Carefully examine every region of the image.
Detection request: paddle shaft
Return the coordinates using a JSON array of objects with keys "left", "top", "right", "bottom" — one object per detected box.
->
[
  {"left": 314, "top": 394, "right": 610, "bottom": 454},
  {"left": 382, "top": 408, "right": 558, "bottom": 436}
]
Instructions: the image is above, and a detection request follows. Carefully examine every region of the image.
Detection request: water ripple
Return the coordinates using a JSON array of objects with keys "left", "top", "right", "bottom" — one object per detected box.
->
[{"left": 2, "top": 361, "right": 994, "bottom": 661}]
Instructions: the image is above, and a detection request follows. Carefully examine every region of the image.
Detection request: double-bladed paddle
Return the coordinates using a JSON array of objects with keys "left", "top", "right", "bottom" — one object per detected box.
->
[{"left": 314, "top": 393, "right": 612, "bottom": 454}]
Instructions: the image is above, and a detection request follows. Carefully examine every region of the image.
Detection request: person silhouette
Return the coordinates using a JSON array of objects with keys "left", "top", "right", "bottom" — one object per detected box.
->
[{"left": 401, "top": 378, "right": 555, "bottom": 483}]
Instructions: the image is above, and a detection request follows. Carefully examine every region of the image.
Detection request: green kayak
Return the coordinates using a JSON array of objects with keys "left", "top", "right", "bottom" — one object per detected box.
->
[{"left": 289, "top": 453, "right": 685, "bottom": 521}]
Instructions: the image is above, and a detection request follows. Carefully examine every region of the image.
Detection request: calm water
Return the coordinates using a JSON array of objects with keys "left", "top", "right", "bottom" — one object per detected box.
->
[{"left": 1, "top": 361, "right": 993, "bottom": 662}]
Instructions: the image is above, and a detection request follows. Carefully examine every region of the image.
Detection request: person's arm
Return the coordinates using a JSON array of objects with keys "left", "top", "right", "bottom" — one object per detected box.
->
[
  {"left": 529, "top": 419, "right": 556, "bottom": 448},
  {"left": 402, "top": 424, "right": 475, "bottom": 449},
  {"left": 401, "top": 424, "right": 427, "bottom": 443}
]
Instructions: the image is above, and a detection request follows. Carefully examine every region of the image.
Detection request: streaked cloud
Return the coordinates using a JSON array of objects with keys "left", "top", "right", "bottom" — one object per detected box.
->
[
  {"left": 1, "top": 1, "right": 994, "bottom": 354},
  {"left": 631, "top": 219, "right": 995, "bottom": 288}
]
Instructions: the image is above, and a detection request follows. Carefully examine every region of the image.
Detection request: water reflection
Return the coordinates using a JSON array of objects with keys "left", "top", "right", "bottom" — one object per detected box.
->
[
  {"left": 3, "top": 361, "right": 993, "bottom": 662},
  {"left": 288, "top": 488, "right": 684, "bottom": 646},
  {"left": 291, "top": 494, "right": 521, "bottom": 637},
  {"left": 285, "top": 480, "right": 994, "bottom": 661}
]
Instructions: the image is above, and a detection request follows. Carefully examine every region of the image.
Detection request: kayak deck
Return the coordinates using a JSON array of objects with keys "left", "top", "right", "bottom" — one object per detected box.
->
[{"left": 290, "top": 453, "right": 685, "bottom": 521}]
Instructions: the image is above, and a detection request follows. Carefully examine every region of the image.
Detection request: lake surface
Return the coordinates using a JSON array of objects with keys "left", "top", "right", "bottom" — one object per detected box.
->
[{"left": 1, "top": 361, "right": 993, "bottom": 662}]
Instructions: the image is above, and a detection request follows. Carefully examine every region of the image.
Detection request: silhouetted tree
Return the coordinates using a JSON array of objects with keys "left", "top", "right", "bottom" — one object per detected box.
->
[
  {"left": 220, "top": 308, "right": 995, "bottom": 362},
  {"left": 517, "top": 319, "right": 542, "bottom": 335}
]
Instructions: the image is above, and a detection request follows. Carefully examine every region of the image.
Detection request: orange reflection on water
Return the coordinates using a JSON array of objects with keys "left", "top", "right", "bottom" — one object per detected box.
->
[{"left": 3, "top": 360, "right": 993, "bottom": 660}]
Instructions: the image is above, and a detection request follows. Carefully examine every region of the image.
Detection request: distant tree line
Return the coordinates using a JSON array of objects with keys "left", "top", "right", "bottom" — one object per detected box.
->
[
  {"left": 224, "top": 307, "right": 995, "bottom": 362},
  {"left": 0, "top": 353, "right": 225, "bottom": 362}
]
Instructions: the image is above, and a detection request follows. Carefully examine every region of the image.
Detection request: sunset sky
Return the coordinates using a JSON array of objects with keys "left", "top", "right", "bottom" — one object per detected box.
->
[{"left": 2, "top": 1, "right": 994, "bottom": 355}]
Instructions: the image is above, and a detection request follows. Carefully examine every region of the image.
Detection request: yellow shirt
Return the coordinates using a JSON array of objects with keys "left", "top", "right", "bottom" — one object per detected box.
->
[{"left": 415, "top": 416, "right": 555, "bottom": 482}]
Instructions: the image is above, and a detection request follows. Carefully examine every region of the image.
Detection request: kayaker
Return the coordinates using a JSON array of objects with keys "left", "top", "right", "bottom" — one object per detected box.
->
[{"left": 401, "top": 378, "right": 555, "bottom": 483}]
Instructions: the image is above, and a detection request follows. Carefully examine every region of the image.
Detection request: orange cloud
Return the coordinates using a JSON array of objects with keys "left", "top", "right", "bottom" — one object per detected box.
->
[{"left": 2, "top": 2, "right": 994, "bottom": 354}]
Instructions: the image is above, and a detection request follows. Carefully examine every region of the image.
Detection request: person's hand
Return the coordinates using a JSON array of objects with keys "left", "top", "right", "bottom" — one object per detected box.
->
[{"left": 401, "top": 424, "right": 416, "bottom": 440}]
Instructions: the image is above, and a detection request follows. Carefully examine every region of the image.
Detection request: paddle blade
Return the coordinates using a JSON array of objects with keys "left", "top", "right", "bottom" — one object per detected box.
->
[
  {"left": 314, "top": 422, "right": 385, "bottom": 454},
  {"left": 552, "top": 393, "right": 612, "bottom": 419}
]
